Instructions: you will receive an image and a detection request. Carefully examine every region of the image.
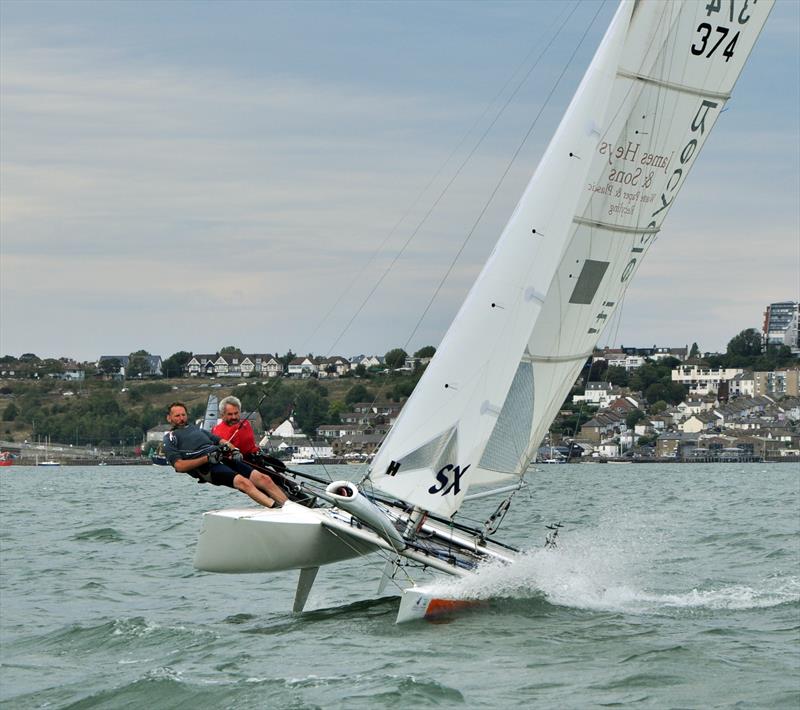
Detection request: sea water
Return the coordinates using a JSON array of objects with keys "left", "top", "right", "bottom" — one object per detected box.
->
[{"left": 0, "top": 463, "right": 798, "bottom": 708}]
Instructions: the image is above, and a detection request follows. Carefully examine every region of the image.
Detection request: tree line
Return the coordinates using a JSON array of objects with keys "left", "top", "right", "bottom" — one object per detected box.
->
[{"left": 0, "top": 371, "right": 427, "bottom": 448}]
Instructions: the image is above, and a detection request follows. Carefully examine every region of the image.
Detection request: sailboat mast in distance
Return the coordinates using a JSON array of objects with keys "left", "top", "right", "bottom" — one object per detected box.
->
[{"left": 368, "top": 0, "right": 774, "bottom": 517}]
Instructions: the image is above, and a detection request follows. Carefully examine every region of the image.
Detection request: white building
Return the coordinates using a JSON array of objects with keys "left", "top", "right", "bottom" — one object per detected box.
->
[
  {"left": 729, "top": 371, "right": 755, "bottom": 398},
  {"left": 573, "top": 381, "right": 622, "bottom": 408},
  {"left": 671, "top": 365, "right": 743, "bottom": 395},
  {"left": 297, "top": 440, "right": 333, "bottom": 459},
  {"left": 287, "top": 357, "right": 318, "bottom": 377},
  {"left": 763, "top": 301, "right": 800, "bottom": 352},
  {"left": 595, "top": 441, "right": 620, "bottom": 458},
  {"left": 268, "top": 417, "right": 305, "bottom": 439}
]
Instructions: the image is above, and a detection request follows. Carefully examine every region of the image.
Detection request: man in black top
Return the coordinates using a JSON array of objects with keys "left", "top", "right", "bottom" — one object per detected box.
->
[{"left": 163, "top": 402, "right": 287, "bottom": 509}]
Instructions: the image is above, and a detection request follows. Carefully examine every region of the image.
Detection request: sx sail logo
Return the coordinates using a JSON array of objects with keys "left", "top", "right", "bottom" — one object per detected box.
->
[
  {"left": 384, "top": 460, "right": 471, "bottom": 496},
  {"left": 428, "top": 464, "right": 470, "bottom": 496}
]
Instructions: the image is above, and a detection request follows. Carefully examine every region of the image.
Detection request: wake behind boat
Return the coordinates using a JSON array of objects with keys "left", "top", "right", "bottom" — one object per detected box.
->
[{"left": 194, "top": 0, "right": 773, "bottom": 622}]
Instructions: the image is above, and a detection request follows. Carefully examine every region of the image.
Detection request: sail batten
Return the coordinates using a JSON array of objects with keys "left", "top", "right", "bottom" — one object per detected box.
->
[
  {"left": 617, "top": 69, "right": 732, "bottom": 99},
  {"left": 528, "top": 352, "right": 594, "bottom": 364},
  {"left": 572, "top": 217, "right": 660, "bottom": 235},
  {"left": 369, "top": 0, "right": 773, "bottom": 518}
]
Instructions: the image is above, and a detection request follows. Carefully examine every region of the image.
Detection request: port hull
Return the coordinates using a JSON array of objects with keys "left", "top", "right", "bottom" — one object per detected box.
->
[{"left": 194, "top": 501, "right": 378, "bottom": 573}]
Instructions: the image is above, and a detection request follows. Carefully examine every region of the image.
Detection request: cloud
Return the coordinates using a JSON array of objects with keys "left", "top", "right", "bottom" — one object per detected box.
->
[{"left": 1, "top": 1, "right": 797, "bottom": 361}]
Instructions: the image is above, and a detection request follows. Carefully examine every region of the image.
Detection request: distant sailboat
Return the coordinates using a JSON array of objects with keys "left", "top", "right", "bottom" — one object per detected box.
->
[
  {"left": 194, "top": 0, "right": 773, "bottom": 622},
  {"left": 38, "top": 437, "right": 61, "bottom": 466}
]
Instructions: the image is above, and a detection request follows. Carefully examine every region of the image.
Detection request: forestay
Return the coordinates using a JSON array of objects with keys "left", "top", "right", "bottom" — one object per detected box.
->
[{"left": 368, "top": 0, "right": 773, "bottom": 517}]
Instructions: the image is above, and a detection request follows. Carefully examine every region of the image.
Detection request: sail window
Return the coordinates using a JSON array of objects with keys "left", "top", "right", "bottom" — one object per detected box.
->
[
  {"left": 397, "top": 427, "right": 457, "bottom": 472},
  {"left": 479, "top": 361, "right": 534, "bottom": 474},
  {"left": 568, "top": 259, "right": 610, "bottom": 305}
]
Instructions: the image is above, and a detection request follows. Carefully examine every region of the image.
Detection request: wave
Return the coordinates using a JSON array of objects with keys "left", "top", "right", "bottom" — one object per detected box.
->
[
  {"left": 420, "top": 515, "right": 800, "bottom": 615},
  {"left": 10, "top": 616, "right": 214, "bottom": 656},
  {"left": 630, "top": 579, "right": 800, "bottom": 611},
  {"left": 71, "top": 527, "right": 124, "bottom": 542},
  {"left": 6, "top": 669, "right": 464, "bottom": 710}
]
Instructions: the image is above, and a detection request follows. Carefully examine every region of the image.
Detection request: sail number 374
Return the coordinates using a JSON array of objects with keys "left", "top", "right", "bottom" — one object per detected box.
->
[{"left": 693, "top": 0, "right": 758, "bottom": 62}]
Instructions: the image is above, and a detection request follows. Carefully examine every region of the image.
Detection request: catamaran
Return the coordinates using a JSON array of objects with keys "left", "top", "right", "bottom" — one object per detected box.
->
[{"left": 194, "top": 0, "right": 773, "bottom": 622}]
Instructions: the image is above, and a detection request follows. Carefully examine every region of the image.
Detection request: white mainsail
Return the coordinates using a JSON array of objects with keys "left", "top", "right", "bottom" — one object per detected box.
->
[{"left": 369, "top": 0, "right": 773, "bottom": 517}]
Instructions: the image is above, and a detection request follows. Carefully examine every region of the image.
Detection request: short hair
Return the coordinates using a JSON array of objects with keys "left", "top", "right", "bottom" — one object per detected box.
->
[
  {"left": 219, "top": 395, "right": 242, "bottom": 413},
  {"left": 167, "top": 401, "right": 187, "bottom": 415}
]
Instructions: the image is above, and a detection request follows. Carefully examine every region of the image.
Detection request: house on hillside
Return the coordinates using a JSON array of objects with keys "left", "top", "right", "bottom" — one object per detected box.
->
[
  {"left": 649, "top": 415, "right": 671, "bottom": 432},
  {"left": 573, "top": 381, "right": 621, "bottom": 409},
  {"left": 186, "top": 353, "right": 282, "bottom": 378},
  {"left": 681, "top": 412, "right": 718, "bottom": 434},
  {"left": 656, "top": 432, "right": 699, "bottom": 459},
  {"left": 671, "top": 365, "right": 743, "bottom": 395},
  {"left": 578, "top": 412, "right": 625, "bottom": 443},
  {"left": 729, "top": 371, "right": 755, "bottom": 398},
  {"left": 676, "top": 397, "right": 715, "bottom": 418},
  {"left": 775, "top": 396, "right": 800, "bottom": 420},
  {"left": 287, "top": 357, "right": 318, "bottom": 377},
  {"left": 297, "top": 440, "right": 333, "bottom": 460},
  {"left": 316, "top": 423, "right": 369, "bottom": 439},
  {"left": 595, "top": 440, "right": 620, "bottom": 458},
  {"left": 350, "top": 355, "right": 385, "bottom": 369},
  {"left": 754, "top": 370, "right": 800, "bottom": 397},
  {"left": 98, "top": 355, "right": 162, "bottom": 378},
  {"left": 270, "top": 417, "right": 304, "bottom": 438},
  {"left": 606, "top": 397, "right": 637, "bottom": 415},
  {"left": 331, "top": 434, "right": 384, "bottom": 457},
  {"left": 650, "top": 346, "right": 689, "bottom": 362},
  {"left": 317, "top": 356, "right": 350, "bottom": 378},
  {"left": 186, "top": 354, "right": 215, "bottom": 376}
]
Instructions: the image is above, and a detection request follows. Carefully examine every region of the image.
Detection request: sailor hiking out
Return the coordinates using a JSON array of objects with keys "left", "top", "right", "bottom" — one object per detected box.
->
[
  {"left": 163, "top": 401, "right": 287, "bottom": 509},
  {"left": 212, "top": 396, "right": 259, "bottom": 456}
]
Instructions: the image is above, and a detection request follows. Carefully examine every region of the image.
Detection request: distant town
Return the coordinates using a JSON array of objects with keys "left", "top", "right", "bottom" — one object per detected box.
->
[{"left": 1, "top": 301, "right": 798, "bottom": 465}]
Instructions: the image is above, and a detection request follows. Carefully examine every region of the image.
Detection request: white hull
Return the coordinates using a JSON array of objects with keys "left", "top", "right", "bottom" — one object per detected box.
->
[
  {"left": 194, "top": 501, "right": 379, "bottom": 573},
  {"left": 195, "top": 499, "right": 518, "bottom": 620},
  {"left": 195, "top": 500, "right": 516, "bottom": 574}
]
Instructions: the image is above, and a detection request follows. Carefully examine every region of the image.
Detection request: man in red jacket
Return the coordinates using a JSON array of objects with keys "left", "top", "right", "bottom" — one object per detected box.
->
[
  {"left": 214, "top": 396, "right": 306, "bottom": 504},
  {"left": 212, "top": 396, "right": 259, "bottom": 456}
]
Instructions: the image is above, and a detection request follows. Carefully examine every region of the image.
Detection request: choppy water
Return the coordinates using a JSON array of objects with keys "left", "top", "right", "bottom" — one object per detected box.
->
[{"left": 1, "top": 463, "right": 798, "bottom": 708}]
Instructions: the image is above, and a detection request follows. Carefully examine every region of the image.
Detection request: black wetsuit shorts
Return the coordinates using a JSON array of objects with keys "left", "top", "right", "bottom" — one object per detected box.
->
[{"left": 191, "top": 459, "right": 254, "bottom": 488}]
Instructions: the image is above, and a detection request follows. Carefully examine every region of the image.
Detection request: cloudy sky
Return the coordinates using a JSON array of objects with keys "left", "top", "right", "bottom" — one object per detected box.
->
[{"left": 1, "top": 0, "right": 797, "bottom": 362}]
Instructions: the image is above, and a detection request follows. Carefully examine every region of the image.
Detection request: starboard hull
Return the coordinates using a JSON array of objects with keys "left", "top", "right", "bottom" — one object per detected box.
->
[{"left": 396, "top": 586, "right": 483, "bottom": 623}]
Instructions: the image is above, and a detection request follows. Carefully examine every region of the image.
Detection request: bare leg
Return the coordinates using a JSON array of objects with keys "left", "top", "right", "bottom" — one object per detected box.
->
[
  {"left": 233, "top": 474, "right": 278, "bottom": 508},
  {"left": 250, "top": 471, "right": 288, "bottom": 504}
]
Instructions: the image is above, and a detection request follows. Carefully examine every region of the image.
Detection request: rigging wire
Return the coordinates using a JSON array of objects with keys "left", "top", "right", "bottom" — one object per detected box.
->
[
  {"left": 358, "top": 2, "right": 607, "bottom": 503},
  {"left": 378, "top": 0, "right": 607, "bottom": 512},
  {"left": 299, "top": 0, "right": 577, "bottom": 359},
  {"left": 401, "top": 0, "right": 607, "bottom": 352},
  {"left": 324, "top": 1, "right": 583, "bottom": 357},
  {"left": 270, "top": 3, "right": 582, "bottom": 486}
]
